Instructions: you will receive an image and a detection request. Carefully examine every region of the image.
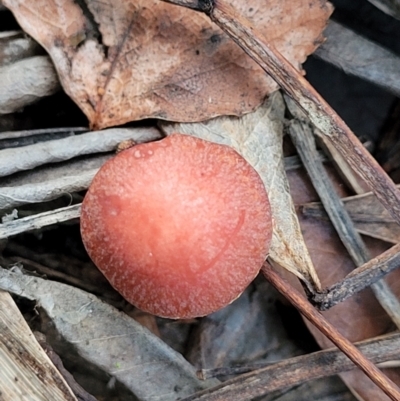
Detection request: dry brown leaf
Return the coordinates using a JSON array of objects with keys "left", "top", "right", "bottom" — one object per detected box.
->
[
  {"left": 287, "top": 167, "right": 400, "bottom": 401},
  {"left": 3, "top": 0, "right": 332, "bottom": 128}
]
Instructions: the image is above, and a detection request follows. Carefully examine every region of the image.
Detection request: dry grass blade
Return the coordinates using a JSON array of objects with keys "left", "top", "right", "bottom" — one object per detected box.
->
[
  {"left": 0, "top": 56, "right": 59, "bottom": 113},
  {"left": 162, "top": 0, "right": 400, "bottom": 227},
  {"left": 0, "top": 126, "right": 87, "bottom": 141},
  {"left": 0, "top": 30, "right": 43, "bottom": 66},
  {"left": 261, "top": 263, "right": 400, "bottom": 401}
]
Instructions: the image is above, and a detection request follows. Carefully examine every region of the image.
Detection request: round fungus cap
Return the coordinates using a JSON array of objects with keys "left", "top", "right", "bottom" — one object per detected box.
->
[{"left": 81, "top": 133, "right": 272, "bottom": 319}]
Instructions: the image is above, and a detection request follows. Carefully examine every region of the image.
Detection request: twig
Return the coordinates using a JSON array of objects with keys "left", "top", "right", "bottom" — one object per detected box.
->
[
  {"left": 288, "top": 113, "right": 400, "bottom": 328},
  {"left": 197, "top": 331, "right": 400, "bottom": 381},
  {"left": 313, "top": 242, "right": 400, "bottom": 310},
  {"left": 161, "top": 0, "right": 400, "bottom": 226},
  {"left": 315, "top": 20, "right": 400, "bottom": 97},
  {"left": 261, "top": 262, "right": 400, "bottom": 401},
  {"left": 0, "top": 204, "right": 81, "bottom": 239},
  {"left": 180, "top": 274, "right": 400, "bottom": 401},
  {"left": 0, "top": 127, "right": 88, "bottom": 151}
]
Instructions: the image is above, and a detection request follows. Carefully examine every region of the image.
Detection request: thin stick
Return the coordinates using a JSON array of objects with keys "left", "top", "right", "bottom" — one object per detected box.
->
[
  {"left": 314, "top": 242, "right": 400, "bottom": 310},
  {"left": 0, "top": 204, "right": 81, "bottom": 239},
  {"left": 161, "top": 0, "right": 400, "bottom": 226},
  {"left": 262, "top": 262, "right": 400, "bottom": 401},
  {"left": 197, "top": 332, "right": 400, "bottom": 381}
]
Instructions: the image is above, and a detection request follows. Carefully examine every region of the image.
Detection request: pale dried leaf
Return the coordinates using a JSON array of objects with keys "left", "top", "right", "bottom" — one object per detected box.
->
[
  {"left": 0, "top": 268, "right": 216, "bottom": 401},
  {"left": 186, "top": 279, "right": 303, "bottom": 370},
  {"left": 0, "top": 31, "right": 42, "bottom": 66},
  {"left": 161, "top": 92, "right": 321, "bottom": 291},
  {"left": 315, "top": 21, "right": 400, "bottom": 97},
  {"left": 0, "top": 290, "right": 77, "bottom": 401},
  {"left": 367, "top": 0, "right": 400, "bottom": 20},
  {"left": 0, "top": 56, "right": 59, "bottom": 114},
  {"left": 3, "top": 0, "right": 332, "bottom": 128},
  {"left": 0, "top": 127, "right": 160, "bottom": 177}
]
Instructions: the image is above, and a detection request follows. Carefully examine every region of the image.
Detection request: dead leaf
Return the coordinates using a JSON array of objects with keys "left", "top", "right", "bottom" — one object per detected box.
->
[
  {"left": 3, "top": 0, "right": 332, "bottom": 128},
  {"left": 0, "top": 267, "right": 216, "bottom": 401},
  {"left": 0, "top": 31, "right": 43, "bottom": 66},
  {"left": 161, "top": 92, "right": 321, "bottom": 291},
  {"left": 186, "top": 278, "right": 303, "bottom": 370},
  {"left": 287, "top": 167, "right": 400, "bottom": 401},
  {"left": 0, "top": 56, "right": 59, "bottom": 114}
]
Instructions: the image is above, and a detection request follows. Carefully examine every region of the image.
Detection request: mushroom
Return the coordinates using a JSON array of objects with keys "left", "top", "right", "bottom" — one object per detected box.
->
[{"left": 80, "top": 133, "right": 272, "bottom": 319}]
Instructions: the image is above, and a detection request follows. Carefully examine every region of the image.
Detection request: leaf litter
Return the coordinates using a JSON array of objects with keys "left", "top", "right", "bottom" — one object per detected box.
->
[
  {"left": 287, "top": 166, "right": 400, "bottom": 401},
  {"left": 0, "top": 266, "right": 217, "bottom": 401},
  {"left": 2, "top": 0, "right": 400, "bottom": 400},
  {"left": 3, "top": 0, "right": 332, "bottom": 128}
]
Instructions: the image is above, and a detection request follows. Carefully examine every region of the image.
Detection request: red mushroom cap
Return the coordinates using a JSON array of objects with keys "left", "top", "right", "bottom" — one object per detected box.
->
[{"left": 81, "top": 134, "right": 272, "bottom": 319}]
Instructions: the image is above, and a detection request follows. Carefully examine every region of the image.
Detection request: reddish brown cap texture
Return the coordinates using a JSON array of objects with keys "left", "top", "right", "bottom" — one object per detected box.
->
[{"left": 81, "top": 134, "right": 272, "bottom": 319}]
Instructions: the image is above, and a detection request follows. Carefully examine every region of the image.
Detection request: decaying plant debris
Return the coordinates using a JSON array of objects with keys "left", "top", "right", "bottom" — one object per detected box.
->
[{"left": 1, "top": 0, "right": 400, "bottom": 400}]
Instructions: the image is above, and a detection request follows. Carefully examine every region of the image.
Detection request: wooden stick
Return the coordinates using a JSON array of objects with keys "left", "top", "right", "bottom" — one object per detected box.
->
[
  {"left": 0, "top": 204, "right": 81, "bottom": 239},
  {"left": 197, "top": 331, "right": 400, "bottom": 381},
  {"left": 314, "top": 242, "right": 400, "bottom": 310},
  {"left": 262, "top": 262, "right": 400, "bottom": 401},
  {"left": 161, "top": 0, "right": 400, "bottom": 226}
]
